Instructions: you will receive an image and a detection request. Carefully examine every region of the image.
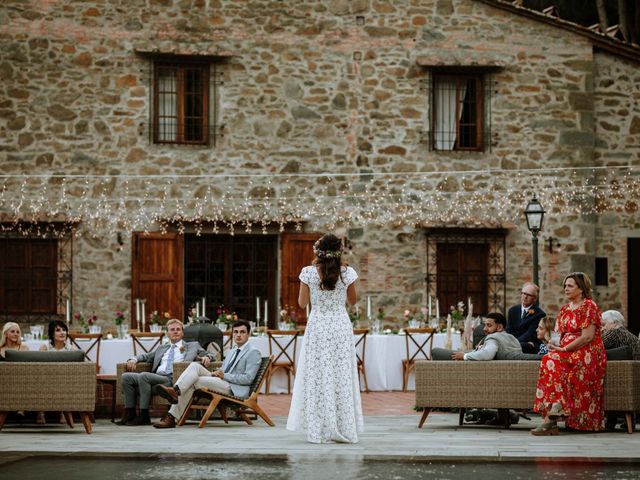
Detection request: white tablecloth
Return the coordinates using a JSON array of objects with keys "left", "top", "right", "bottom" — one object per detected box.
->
[
  {"left": 247, "top": 332, "right": 460, "bottom": 393},
  {"left": 24, "top": 332, "right": 460, "bottom": 392}
]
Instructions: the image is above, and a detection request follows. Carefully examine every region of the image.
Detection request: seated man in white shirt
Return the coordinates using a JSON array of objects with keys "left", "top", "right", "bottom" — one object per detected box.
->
[
  {"left": 117, "top": 318, "right": 213, "bottom": 426},
  {"left": 153, "top": 319, "right": 262, "bottom": 429}
]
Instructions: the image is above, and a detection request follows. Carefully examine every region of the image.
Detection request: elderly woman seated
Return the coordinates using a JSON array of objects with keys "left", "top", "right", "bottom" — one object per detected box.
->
[{"left": 601, "top": 310, "right": 640, "bottom": 360}]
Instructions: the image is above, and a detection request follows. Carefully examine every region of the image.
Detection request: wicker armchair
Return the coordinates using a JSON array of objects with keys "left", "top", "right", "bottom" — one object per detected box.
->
[{"left": 0, "top": 362, "right": 97, "bottom": 434}]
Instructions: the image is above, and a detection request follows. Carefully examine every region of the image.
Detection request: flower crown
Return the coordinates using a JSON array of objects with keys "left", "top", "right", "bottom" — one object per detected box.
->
[{"left": 313, "top": 245, "right": 342, "bottom": 259}]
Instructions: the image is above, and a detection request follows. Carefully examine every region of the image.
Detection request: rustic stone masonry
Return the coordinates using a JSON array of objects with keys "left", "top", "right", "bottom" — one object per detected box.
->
[{"left": 0, "top": 0, "right": 638, "bottom": 325}]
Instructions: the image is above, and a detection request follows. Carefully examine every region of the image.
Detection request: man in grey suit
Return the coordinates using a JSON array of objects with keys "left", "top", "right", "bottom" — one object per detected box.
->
[
  {"left": 117, "top": 318, "right": 213, "bottom": 426},
  {"left": 432, "top": 312, "right": 522, "bottom": 361},
  {"left": 153, "top": 319, "right": 261, "bottom": 428}
]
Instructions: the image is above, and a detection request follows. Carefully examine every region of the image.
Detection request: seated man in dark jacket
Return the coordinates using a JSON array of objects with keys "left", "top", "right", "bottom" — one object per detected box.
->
[{"left": 506, "top": 282, "right": 546, "bottom": 353}]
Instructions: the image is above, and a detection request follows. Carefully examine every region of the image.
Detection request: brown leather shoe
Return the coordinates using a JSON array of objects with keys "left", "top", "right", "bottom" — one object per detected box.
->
[
  {"left": 153, "top": 415, "right": 176, "bottom": 429},
  {"left": 156, "top": 385, "right": 179, "bottom": 404}
]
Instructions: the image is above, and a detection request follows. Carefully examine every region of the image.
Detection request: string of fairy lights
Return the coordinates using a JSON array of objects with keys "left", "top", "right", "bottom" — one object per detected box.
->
[{"left": 0, "top": 165, "right": 638, "bottom": 237}]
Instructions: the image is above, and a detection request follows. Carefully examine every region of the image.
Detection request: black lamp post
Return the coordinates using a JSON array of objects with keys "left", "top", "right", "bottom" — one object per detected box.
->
[{"left": 524, "top": 196, "right": 545, "bottom": 289}]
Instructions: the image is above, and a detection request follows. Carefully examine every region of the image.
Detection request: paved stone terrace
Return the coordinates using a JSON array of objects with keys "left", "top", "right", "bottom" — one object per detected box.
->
[{"left": 1, "top": 393, "right": 639, "bottom": 463}]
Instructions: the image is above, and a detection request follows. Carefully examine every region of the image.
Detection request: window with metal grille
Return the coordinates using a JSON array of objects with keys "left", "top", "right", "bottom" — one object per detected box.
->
[
  {"left": 431, "top": 73, "right": 484, "bottom": 151},
  {"left": 153, "top": 61, "right": 209, "bottom": 145}
]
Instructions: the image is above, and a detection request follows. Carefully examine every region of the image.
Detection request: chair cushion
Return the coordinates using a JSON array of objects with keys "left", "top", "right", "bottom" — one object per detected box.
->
[
  {"left": 5, "top": 350, "right": 85, "bottom": 362},
  {"left": 606, "top": 345, "right": 633, "bottom": 361}
]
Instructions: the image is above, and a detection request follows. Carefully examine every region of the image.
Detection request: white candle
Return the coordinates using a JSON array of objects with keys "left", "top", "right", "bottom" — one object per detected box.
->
[
  {"left": 202, "top": 297, "right": 206, "bottom": 317},
  {"left": 467, "top": 297, "right": 471, "bottom": 315},
  {"left": 306, "top": 303, "right": 310, "bottom": 318},
  {"left": 436, "top": 299, "right": 440, "bottom": 319},
  {"left": 256, "top": 297, "right": 261, "bottom": 321},
  {"left": 141, "top": 301, "right": 146, "bottom": 332},
  {"left": 367, "top": 296, "right": 372, "bottom": 319},
  {"left": 264, "top": 300, "right": 268, "bottom": 327},
  {"left": 196, "top": 302, "right": 200, "bottom": 318},
  {"left": 66, "top": 298, "right": 71, "bottom": 325},
  {"left": 135, "top": 299, "right": 140, "bottom": 326},
  {"left": 469, "top": 302, "right": 473, "bottom": 318},
  {"left": 428, "top": 296, "right": 432, "bottom": 317}
]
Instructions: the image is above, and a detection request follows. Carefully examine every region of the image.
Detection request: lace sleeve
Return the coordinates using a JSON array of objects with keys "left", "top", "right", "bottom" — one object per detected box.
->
[
  {"left": 299, "top": 266, "right": 311, "bottom": 284},
  {"left": 345, "top": 266, "right": 358, "bottom": 286}
]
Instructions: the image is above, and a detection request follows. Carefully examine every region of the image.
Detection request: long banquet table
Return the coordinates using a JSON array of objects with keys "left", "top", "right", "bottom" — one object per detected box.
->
[{"left": 25, "top": 332, "right": 460, "bottom": 393}]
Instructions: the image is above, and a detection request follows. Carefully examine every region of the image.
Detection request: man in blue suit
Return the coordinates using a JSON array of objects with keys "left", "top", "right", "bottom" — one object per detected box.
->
[
  {"left": 153, "top": 319, "right": 261, "bottom": 428},
  {"left": 507, "top": 282, "right": 546, "bottom": 354}
]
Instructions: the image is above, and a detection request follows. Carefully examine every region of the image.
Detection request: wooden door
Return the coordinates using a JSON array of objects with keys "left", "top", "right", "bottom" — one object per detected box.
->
[
  {"left": 280, "top": 233, "right": 321, "bottom": 325},
  {"left": 436, "top": 243, "right": 488, "bottom": 317},
  {"left": 184, "top": 234, "right": 277, "bottom": 326},
  {"left": 131, "top": 233, "right": 183, "bottom": 329},
  {"left": 1, "top": 239, "right": 57, "bottom": 315}
]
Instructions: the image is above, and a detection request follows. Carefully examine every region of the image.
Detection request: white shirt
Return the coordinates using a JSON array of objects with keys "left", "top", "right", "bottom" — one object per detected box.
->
[{"left": 157, "top": 340, "right": 186, "bottom": 374}]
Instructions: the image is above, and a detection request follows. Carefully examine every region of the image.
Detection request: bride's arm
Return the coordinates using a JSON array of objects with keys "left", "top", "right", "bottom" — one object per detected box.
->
[
  {"left": 347, "top": 281, "right": 357, "bottom": 305},
  {"left": 298, "top": 282, "right": 310, "bottom": 309}
]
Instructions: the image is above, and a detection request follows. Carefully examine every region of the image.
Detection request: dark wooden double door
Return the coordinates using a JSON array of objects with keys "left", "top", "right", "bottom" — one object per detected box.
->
[
  {"left": 437, "top": 242, "right": 488, "bottom": 317},
  {"left": 131, "top": 232, "right": 319, "bottom": 329}
]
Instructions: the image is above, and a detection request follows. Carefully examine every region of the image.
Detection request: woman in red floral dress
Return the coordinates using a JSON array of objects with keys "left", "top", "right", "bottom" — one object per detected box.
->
[{"left": 531, "top": 272, "right": 607, "bottom": 435}]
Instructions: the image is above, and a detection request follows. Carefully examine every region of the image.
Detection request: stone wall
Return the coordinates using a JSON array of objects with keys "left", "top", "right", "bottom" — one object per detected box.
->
[{"left": 0, "top": 0, "right": 638, "bottom": 326}]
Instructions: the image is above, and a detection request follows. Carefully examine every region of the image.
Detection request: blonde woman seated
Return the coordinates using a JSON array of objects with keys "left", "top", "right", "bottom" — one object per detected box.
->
[
  {"left": 0, "top": 322, "right": 29, "bottom": 360},
  {"left": 535, "top": 317, "right": 556, "bottom": 355},
  {"left": 39, "top": 320, "right": 76, "bottom": 352}
]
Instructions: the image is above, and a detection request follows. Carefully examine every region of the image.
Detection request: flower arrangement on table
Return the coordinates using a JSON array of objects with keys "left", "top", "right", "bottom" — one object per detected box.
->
[
  {"left": 216, "top": 306, "right": 238, "bottom": 326},
  {"left": 348, "top": 305, "right": 361, "bottom": 327},
  {"left": 114, "top": 311, "right": 125, "bottom": 326},
  {"left": 75, "top": 312, "right": 97, "bottom": 333},
  {"left": 150, "top": 310, "right": 171, "bottom": 325},
  {"left": 279, "top": 305, "right": 298, "bottom": 329},
  {"left": 450, "top": 301, "right": 466, "bottom": 323},
  {"left": 403, "top": 306, "right": 429, "bottom": 328}
]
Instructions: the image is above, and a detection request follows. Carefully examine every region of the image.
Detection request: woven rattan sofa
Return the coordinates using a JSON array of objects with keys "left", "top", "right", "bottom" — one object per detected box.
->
[
  {"left": 415, "top": 360, "right": 640, "bottom": 433},
  {"left": 0, "top": 356, "right": 97, "bottom": 434}
]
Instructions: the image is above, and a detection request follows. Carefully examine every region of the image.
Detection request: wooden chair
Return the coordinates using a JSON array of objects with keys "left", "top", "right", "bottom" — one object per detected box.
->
[
  {"left": 178, "top": 356, "right": 275, "bottom": 428},
  {"left": 265, "top": 330, "right": 299, "bottom": 394},
  {"left": 402, "top": 327, "right": 435, "bottom": 392},
  {"left": 353, "top": 328, "right": 369, "bottom": 392},
  {"left": 130, "top": 331, "right": 164, "bottom": 355},
  {"left": 68, "top": 333, "right": 103, "bottom": 374}
]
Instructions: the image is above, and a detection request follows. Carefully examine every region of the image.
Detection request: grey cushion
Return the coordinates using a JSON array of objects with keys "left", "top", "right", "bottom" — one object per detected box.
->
[
  {"left": 5, "top": 350, "right": 85, "bottom": 362},
  {"left": 605, "top": 345, "right": 633, "bottom": 361}
]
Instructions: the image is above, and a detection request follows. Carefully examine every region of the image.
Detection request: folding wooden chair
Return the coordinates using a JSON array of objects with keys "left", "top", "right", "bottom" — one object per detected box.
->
[
  {"left": 130, "top": 331, "right": 164, "bottom": 355},
  {"left": 402, "top": 327, "right": 435, "bottom": 392},
  {"left": 265, "top": 330, "right": 299, "bottom": 394},
  {"left": 68, "top": 333, "right": 102, "bottom": 374},
  {"left": 353, "top": 328, "right": 369, "bottom": 393},
  {"left": 178, "top": 356, "right": 275, "bottom": 428}
]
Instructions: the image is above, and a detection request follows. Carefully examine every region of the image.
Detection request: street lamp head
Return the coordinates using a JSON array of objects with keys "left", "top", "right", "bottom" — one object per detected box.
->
[{"left": 524, "top": 195, "right": 545, "bottom": 233}]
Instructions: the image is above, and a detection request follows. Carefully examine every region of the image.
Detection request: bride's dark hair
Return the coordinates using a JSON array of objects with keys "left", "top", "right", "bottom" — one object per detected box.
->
[{"left": 312, "top": 233, "right": 343, "bottom": 291}]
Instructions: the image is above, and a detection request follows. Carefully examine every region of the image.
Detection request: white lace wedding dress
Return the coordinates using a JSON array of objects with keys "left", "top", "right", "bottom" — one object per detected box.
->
[{"left": 286, "top": 265, "right": 363, "bottom": 443}]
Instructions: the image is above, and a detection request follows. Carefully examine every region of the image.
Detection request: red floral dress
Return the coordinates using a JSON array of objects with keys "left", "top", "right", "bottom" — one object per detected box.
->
[{"left": 533, "top": 298, "right": 607, "bottom": 431}]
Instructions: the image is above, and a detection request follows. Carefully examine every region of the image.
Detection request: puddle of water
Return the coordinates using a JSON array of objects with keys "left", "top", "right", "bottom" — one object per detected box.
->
[{"left": 1, "top": 456, "right": 639, "bottom": 480}]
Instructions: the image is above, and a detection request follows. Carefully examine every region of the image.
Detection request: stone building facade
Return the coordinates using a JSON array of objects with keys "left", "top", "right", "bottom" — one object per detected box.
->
[{"left": 0, "top": 0, "right": 639, "bottom": 331}]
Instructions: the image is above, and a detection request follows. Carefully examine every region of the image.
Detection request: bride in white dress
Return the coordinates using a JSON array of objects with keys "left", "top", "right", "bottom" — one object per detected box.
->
[{"left": 286, "top": 234, "right": 363, "bottom": 443}]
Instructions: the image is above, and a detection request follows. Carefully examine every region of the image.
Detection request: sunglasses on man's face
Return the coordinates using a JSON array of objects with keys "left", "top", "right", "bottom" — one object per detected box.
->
[{"left": 521, "top": 291, "right": 536, "bottom": 298}]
